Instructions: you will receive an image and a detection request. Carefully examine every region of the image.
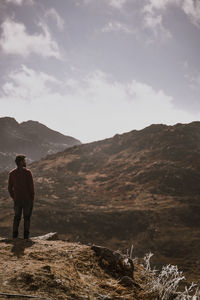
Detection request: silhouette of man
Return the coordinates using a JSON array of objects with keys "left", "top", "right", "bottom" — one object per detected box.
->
[{"left": 8, "top": 155, "right": 35, "bottom": 239}]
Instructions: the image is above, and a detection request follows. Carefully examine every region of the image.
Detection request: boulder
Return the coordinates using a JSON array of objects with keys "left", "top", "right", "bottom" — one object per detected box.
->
[{"left": 91, "top": 245, "right": 134, "bottom": 279}]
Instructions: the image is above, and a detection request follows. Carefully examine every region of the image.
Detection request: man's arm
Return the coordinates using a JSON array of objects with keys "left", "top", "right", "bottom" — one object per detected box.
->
[
  {"left": 8, "top": 173, "right": 14, "bottom": 199},
  {"left": 27, "top": 170, "right": 35, "bottom": 201}
]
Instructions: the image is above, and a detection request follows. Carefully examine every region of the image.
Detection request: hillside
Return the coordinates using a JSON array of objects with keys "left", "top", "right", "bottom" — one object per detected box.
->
[
  {"left": 0, "top": 234, "right": 146, "bottom": 300},
  {"left": 0, "top": 121, "right": 200, "bottom": 283},
  {"left": 0, "top": 117, "right": 81, "bottom": 172},
  {"left": 0, "top": 234, "right": 197, "bottom": 300}
]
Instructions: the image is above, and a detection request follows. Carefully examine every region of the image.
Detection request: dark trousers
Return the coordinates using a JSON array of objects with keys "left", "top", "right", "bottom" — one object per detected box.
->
[{"left": 13, "top": 200, "right": 33, "bottom": 238}]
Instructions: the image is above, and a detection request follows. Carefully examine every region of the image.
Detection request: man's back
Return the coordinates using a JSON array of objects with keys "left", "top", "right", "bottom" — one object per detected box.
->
[{"left": 8, "top": 167, "right": 34, "bottom": 202}]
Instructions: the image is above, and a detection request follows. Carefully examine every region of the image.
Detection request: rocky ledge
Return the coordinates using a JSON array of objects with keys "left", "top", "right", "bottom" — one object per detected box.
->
[
  {"left": 0, "top": 233, "right": 197, "bottom": 300},
  {"left": 0, "top": 233, "right": 147, "bottom": 300}
]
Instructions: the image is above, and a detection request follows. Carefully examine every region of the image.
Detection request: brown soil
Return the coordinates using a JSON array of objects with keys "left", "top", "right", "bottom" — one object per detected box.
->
[{"left": 0, "top": 238, "right": 149, "bottom": 300}]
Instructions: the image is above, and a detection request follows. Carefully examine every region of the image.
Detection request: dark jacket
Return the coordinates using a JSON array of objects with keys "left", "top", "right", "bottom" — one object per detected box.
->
[{"left": 8, "top": 167, "right": 35, "bottom": 202}]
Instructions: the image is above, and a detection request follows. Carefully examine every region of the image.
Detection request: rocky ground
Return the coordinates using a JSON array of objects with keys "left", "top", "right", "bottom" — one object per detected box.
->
[{"left": 0, "top": 234, "right": 154, "bottom": 300}]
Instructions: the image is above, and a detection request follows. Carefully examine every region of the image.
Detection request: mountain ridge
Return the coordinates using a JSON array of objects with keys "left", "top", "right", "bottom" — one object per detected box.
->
[{"left": 0, "top": 116, "right": 81, "bottom": 172}]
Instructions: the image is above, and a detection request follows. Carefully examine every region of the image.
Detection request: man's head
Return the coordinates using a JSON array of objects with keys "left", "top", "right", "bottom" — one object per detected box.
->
[{"left": 15, "top": 155, "right": 26, "bottom": 168}]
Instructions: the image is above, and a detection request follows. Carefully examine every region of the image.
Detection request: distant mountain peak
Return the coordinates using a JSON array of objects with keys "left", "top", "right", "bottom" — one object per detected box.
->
[{"left": 0, "top": 116, "right": 81, "bottom": 172}]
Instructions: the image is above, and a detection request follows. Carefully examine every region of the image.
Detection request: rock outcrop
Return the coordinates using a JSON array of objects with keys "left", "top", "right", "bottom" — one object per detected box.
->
[
  {"left": 0, "top": 237, "right": 146, "bottom": 300},
  {"left": 91, "top": 245, "right": 134, "bottom": 280}
]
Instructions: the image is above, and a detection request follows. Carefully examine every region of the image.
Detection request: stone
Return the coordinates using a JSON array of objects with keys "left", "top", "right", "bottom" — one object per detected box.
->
[
  {"left": 32, "top": 232, "right": 58, "bottom": 241},
  {"left": 91, "top": 245, "right": 134, "bottom": 279},
  {"left": 118, "top": 276, "right": 141, "bottom": 289}
]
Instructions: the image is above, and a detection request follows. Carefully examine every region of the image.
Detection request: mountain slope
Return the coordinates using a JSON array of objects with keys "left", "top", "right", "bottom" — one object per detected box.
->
[
  {"left": 1, "top": 121, "right": 200, "bottom": 282},
  {"left": 0, "top": 117, "right": 81, "bottom": 171}
]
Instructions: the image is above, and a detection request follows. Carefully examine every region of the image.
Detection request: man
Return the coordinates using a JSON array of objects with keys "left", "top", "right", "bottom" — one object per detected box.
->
[{"left": 8, "top": 155, "right": 35, "bottom": 239}]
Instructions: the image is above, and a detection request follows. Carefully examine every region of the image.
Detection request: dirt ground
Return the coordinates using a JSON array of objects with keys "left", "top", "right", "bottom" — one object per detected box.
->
[{"left": 0, "top": 237, "right": 149, "bottom": 300}]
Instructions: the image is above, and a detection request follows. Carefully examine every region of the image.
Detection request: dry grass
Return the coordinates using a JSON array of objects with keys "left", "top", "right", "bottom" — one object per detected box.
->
[{"left": 0, "top": 238, "right": 147, "bottom": 300}]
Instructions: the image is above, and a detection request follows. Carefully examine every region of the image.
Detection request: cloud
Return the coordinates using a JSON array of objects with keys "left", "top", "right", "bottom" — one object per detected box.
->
[
  {"left": 0, "top": 19, "right": 61, "bottom": 59},
  {"left": 45, "top": 8, "right": 65, "bottom": 31},
  {"left": 143, "top": 0, "right": 172, "bottom": 41},
  {"left": 189, "top": 74, "right": 200, "bottom": 90},
  {"left": 80, "top": 0, "right": 128, "bottom": 9},
  {"left": 102, "top": 21, "right": 134, "bottom": 34},
  {"left": 107, "top": 0, "right": 127, "bottom": 9},
  {"left": 182, "top": 62, "right": 200, "bottom": 90},
  {"left": 2, "top": 65, "right": 60, "bottom": 101},
  {"left": 143, "top": 0, "right": 200, "bottom": 39},
  {"left": 6, "top": 0, "right": 33, "bottom": 5},
  {"left": 0, "top": 66, "right": 195, "bottom": 142},
  {"left": 181, "top": 0, "right": 200, "bottom": 27},
  {"left": 143, "top": 12, "right": 172, "bottom": 41}
]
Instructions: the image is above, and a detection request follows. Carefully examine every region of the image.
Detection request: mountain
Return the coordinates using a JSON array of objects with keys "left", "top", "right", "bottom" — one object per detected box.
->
[
  {"left": 0, "top": 117, "right": 81, "bottom": 172},
  {"left": 0, "top": 121, "right": 200, "bottom": 283}
]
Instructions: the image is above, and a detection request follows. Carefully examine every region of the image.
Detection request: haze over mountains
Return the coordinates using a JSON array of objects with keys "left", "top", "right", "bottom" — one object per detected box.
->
[
  {"left": 0, "top": 117, "right": 81, "bottom": 172},
  {"left": 0, "top": 121, "right": 200, "bottom": 283}
]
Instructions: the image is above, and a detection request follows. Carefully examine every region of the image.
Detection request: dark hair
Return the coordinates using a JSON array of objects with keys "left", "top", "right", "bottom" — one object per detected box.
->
[{"left": 15, "top": 155, "right": 26, "bottom": 166}]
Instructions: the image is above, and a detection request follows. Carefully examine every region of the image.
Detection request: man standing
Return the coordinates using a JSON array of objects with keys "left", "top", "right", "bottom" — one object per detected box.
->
[{"left": 8, "top": 155, "right": 35, "bottom": 239}]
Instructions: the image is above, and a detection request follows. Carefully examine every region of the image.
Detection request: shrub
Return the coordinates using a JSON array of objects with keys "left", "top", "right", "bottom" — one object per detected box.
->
[{"left": 141, "top": 252, "right": 199, "bottom": 300}]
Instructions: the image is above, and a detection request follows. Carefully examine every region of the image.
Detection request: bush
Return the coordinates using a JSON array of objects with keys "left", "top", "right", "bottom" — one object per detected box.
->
[{"left": 141, "top": 252, "right": 199, "bottom": 300}]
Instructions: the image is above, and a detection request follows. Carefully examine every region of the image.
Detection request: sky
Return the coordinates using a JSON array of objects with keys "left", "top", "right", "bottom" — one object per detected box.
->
[{"left": 0, "top": 0, "right": 200, "bottom": 143}]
